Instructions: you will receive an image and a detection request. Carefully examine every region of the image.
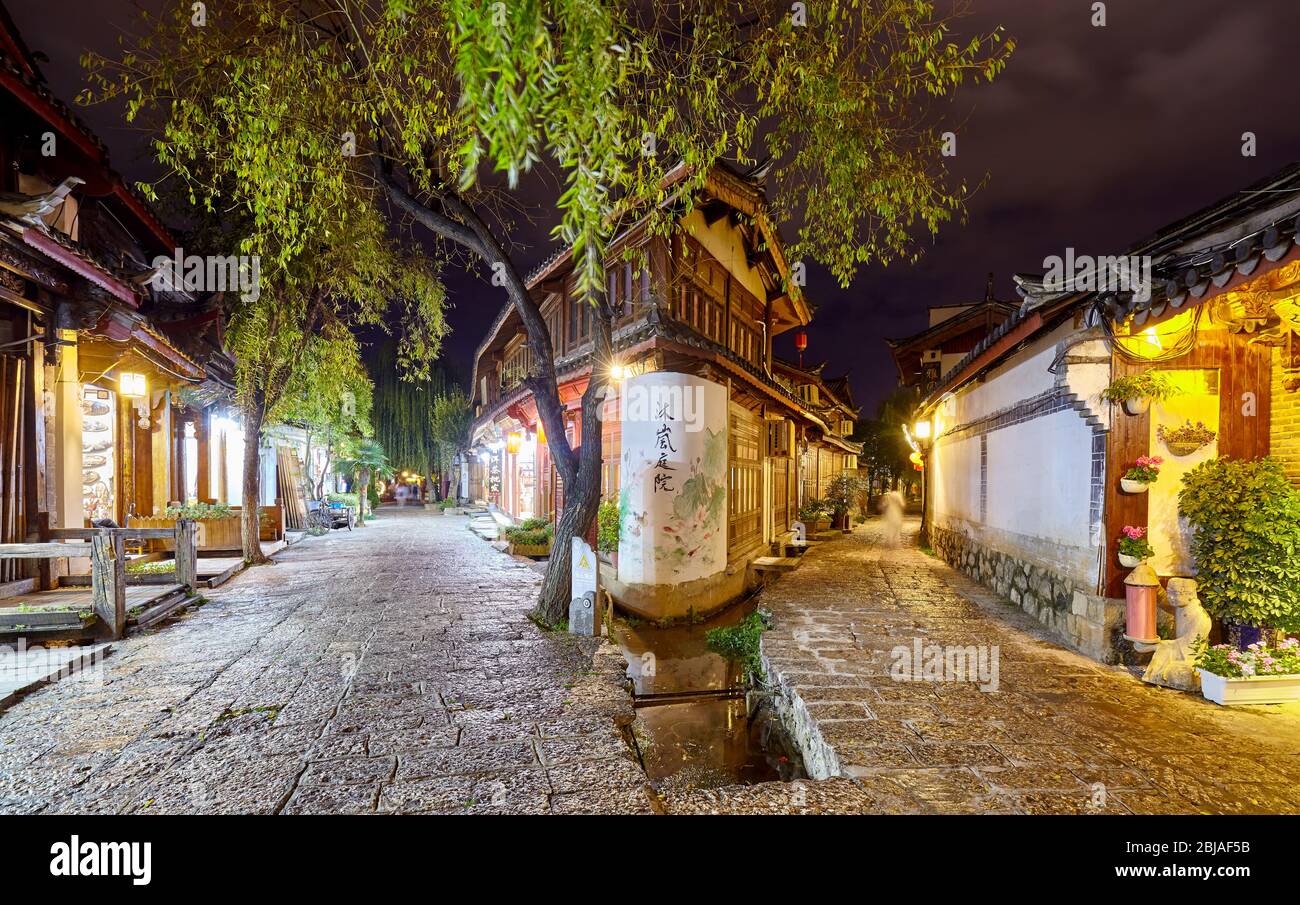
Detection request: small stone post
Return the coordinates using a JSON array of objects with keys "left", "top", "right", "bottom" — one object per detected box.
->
[
  {"left": 91, "top": 531, "right": 126, "bottom": 639},
  {"left": 174, "top": 519, "right": 198, "bottom": 590}
]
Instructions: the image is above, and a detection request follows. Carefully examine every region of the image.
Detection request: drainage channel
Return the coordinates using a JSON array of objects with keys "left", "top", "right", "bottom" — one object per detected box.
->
[{"left": 614, "top": 596, "right": 805, "bottom": 793}]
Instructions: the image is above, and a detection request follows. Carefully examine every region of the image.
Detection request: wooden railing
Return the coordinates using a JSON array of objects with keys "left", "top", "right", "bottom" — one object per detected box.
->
[{"left": 0, "top": 521, "right": 197, "bottom": 640}]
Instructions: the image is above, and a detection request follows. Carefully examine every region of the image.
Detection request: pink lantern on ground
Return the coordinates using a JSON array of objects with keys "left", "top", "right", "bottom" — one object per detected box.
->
[{"left": 1123, "top": 562, "right": 1160, "bottom": 644}]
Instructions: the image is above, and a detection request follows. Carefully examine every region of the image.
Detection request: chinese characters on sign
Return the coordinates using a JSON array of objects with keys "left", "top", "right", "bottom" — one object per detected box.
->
[{"left": 653, "top": 403, "right": 677, "bottom": 494}]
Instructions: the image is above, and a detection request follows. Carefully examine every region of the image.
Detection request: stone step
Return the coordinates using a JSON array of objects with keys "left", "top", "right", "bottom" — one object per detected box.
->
[{"left": 751, "top": 556, "right": 802, "bottom": 573}]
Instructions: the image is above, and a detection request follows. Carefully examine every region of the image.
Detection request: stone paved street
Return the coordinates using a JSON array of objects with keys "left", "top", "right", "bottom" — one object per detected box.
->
[
  {"left": 4, "top": 509, "right": 1299, "bottom": 815},
  {"left": 0, "top": 508, "right": 650, "bottom": 815},
  {"left": 715, "top": 518, "right": 1300, "bottom": 815}
]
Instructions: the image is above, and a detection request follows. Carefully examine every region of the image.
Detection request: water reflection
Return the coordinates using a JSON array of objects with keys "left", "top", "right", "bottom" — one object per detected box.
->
[{"left": 615, "top": 602, "right": 804, "bottom": 792}]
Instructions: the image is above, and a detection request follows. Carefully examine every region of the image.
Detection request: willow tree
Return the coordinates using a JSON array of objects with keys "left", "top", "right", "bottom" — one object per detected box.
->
[
  {"left": 430, "top": 388, "right": 472, "bottom": 500},
  {"left": 277, "top": 325, "right": 375, "bottom": 502},
  {"left": 369, "top": 338, "right": 450, "bottom": 496},
  {"left": 86, "top": 0, "right": 1011, "bottom": 620}
]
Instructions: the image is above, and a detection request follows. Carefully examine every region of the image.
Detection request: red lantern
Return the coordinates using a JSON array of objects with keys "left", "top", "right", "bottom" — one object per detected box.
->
[{"left": 794, "top": 330, "right": 808, "bottom": 366}]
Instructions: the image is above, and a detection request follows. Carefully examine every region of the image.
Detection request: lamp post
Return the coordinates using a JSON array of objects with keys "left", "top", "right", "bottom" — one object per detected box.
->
[{"left": 912, "top": 417, "right": 933, "bottom": 547}]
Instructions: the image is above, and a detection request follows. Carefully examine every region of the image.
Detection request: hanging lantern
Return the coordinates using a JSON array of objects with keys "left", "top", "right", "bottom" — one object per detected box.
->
[
  {"left": 506, "top": 432, "right": 523, "bottom": 455},
  {"left": 794, "top": 331, "right": 808, "bottom": 353}
]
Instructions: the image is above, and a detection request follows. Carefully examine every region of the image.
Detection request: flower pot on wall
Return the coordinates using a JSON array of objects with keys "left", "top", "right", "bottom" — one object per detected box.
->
[
  {"left": 1118, "top": 552, "right": 1143, "bottom": 568},
  {"left": 1119, "top": 478, "right": 1149, "bottom": 494},
  {"left": 1123, "top": 396, "right": 1150, "bottom": 416},
  {"left": 1198, "top": 670, "right": 1300, "bottom": 706},
  {"left": 1164, "top": 440, "right": 1205, "bottom": 457}
]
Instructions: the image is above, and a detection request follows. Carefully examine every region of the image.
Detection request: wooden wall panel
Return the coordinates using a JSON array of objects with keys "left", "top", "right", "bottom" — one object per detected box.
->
[{"left": 1103, "top": 328, "right": 1271, "bottom": 597}]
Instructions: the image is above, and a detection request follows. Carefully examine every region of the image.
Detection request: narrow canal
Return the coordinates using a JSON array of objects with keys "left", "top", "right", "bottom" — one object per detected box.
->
[{"left": 613, "top": 598, "right": 805, "bottom": 793}]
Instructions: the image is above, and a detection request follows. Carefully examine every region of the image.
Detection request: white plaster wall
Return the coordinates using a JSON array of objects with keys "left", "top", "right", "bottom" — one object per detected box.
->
[
  {"left": 985, "top": 412, "right": 1094, "bottom": 551},
  {"left": 931, "top": 320, "right": 1106, "bottom": 588},
  {"left": 932, "top": 434, "right": 980, "bottom": 526},
  {"left": 682, "top": 210, "right": 767, "bottom": 302}
]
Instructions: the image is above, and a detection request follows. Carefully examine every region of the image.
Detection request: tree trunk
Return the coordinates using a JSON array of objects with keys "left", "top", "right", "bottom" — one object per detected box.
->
[
  {"left": 240, "top": 392, "right": 271, "bottom": 565},
  {"left": 316, "top": 425, "right": 332, "bottom": 499},
  {"left": 356, "top": 468, "right": 370, "bottom": 526},
  {"left": 532, "top": 304, "right": 613, "bottom": 626}
]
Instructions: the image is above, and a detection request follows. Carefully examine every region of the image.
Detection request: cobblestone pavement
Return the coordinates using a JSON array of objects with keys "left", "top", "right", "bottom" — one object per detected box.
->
[
  {"left": 705, "top": 518, "right": 1300, "bottom": 815},
  {"left": 0, "top": 508, "right": 652, "bottom": 815}
]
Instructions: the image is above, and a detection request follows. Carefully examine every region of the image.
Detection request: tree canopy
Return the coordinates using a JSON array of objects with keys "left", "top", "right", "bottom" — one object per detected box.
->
[{"left": 82, "top": 0, "right": 1012, "bottom": 616}]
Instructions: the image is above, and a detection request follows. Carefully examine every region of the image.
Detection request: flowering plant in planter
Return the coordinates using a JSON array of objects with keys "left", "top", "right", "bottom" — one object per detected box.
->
[
  {"left": 1118, "top": 526, "right": 1153, "bottom": 564},
  {"left": 1157, "top": 420, "right": 1215, "bottom": 455},
  {"left": 1123, "top": 455, "right": 1162, "bottom": 484},
  {"left": 1192, "top": 636, "right": 1300, "bottom": 705},
  {"left": 1194, "top": 637, "right": 1300, "bottom": 679}
]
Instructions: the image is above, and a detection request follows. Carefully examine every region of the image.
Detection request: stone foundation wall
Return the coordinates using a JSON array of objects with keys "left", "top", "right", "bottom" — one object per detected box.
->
[{"left": 930, "top": 525, "right": 1126, "bottom": 664}]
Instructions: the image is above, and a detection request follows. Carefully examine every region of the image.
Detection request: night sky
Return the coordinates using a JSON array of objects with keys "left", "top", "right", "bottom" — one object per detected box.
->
[{"left": 9, "top": 0, "right": 1300, "bottom": 413}]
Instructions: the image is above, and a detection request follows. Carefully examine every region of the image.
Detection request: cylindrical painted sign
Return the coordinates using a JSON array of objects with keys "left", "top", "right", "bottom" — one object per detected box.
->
[{"left": 617, "top": 371, "right": 728, "bottom": 586}]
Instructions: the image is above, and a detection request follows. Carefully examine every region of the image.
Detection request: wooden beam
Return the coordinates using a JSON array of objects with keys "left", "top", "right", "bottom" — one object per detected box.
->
[
  {"left": 91, "top": 531, "right": 125, "bottom": 639},
  {"left": 174, "top": 518, "right": 197, "bottom": 590}
]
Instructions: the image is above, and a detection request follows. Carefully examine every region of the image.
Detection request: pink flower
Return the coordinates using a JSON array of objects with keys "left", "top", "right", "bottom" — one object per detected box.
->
[{"left": 1121, "top": 526, "right": 1146, "bottom": 539}]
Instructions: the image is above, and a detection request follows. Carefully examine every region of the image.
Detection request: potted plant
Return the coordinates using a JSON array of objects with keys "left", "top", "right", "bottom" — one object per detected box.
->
[
  {"left": 1101, "top": 370, "right": 1179, "bottom": 415},
  {"left": 797, "top": 499, "right": 832, "bottom": 533},
  {"left": 1157, "top": 420, "right": 1216, "bottom": 457},
  {"left": 1117, "top": 525, "right": 1153, "bottom": 568},
  {"left": 1120, "top": 455, "right": 1162, "bottom": 494},
  {"left": 503, "top": 517, "right": 554, "bottom": 557},
  {"left": 597, "top": 499, "right": 620, "bottom": 568},
  {"left": 1178, "top": 457, "right": 1300, "bottom": 647},
  {"left": 1193, "top": 637, "right": 1300, "bottom": 705},
  {"left": 825, "top": 473, "right": 867, "bottom": 531}
]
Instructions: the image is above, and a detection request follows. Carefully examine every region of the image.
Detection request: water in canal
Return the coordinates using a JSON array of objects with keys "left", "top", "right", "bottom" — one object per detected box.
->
[{"left": 614, "top": 599, "right": 805, "bottom": 792}]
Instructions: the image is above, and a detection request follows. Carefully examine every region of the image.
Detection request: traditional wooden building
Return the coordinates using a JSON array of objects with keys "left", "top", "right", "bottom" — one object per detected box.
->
[
  {"left": 469, "top": 163, "right": 861, "bottom": 618},
  {"left": 0, "top": 3, "right": 223, "bottom": 585},
  {"left": 914, "top": 162, "right": 1300, "bottom": 662},
  {"left": 885, "top": 274, "right": 1018, "bottom": 393}
]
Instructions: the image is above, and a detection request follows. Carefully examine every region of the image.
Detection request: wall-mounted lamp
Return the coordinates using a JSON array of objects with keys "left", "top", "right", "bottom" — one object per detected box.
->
[
  {"left": 119, "top": 372, "right": 147, "bottom": 398},
  {"left": 912, "top": 418, "right": 933, "bottom": 445}
]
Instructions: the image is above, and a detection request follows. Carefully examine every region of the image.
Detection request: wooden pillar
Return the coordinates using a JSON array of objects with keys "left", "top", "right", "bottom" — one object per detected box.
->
[
  {"left": 196, "top": 410, "right": 211, "bottom": 503},
  {"left": 91, "top": 531, "right": 125, "bottom": 639},
  {"left": 174, "top": 518, "right": 197, "bottom": 590}
]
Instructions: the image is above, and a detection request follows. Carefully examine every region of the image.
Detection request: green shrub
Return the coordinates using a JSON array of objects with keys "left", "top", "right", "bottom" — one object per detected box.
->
[
  {"left": 126, "top": 560, "right": 176, "bottom": 575},
  {"left": 164, "top": 502, "right": 234, "bottom": 520},
  {"left": 1178, "top": 457, "right": 1300, "bottom": 632},
  {"left": 504, "top": 520, "right": 554, "bottom": 546},
  {"left": 705, "top": 609, "right": 773, "bottom": 684},
  {"left": 367, "top": 482, "right": 381, "bottom": 511},
  {"left": 439, "top": 497, "right": 457, "bottom": 509},
  {"left": 825, "top": 473, "right": 866, "bottom": 517},
  {"left": 597, "top": 499, "right": 620, "bottom": 553},
  {"left": 327, "top": 493, "right": 359, "bottom": 508},
  {"left": 797, "top": 498, "right": 831, "bottom": 522}
]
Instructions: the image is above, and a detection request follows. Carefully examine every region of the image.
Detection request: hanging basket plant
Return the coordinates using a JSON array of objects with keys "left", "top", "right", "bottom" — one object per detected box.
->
[
  {"left": 1157, "top": 420, "right": 1215, "bottom": 456},
  {"left": 1101, "top": 370, "right": 1180, "bottom": 416},
  {"left": 1117, "top": 525, "right": 1154, "bottom": 568},
  {"left": 1120, "top": 455, "right": 1162, "bottom": 494}
]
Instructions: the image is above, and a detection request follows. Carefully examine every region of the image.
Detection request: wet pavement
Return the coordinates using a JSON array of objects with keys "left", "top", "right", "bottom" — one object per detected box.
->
[
  {"left": 0, "top": 508, "right": 651, "bottom": 815},
  {"left": 5, "top": 508, "right": 1298, "bottom": 815},
  {"left": 748, "top": 518, "right": 1300, "bottom": 814}
]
